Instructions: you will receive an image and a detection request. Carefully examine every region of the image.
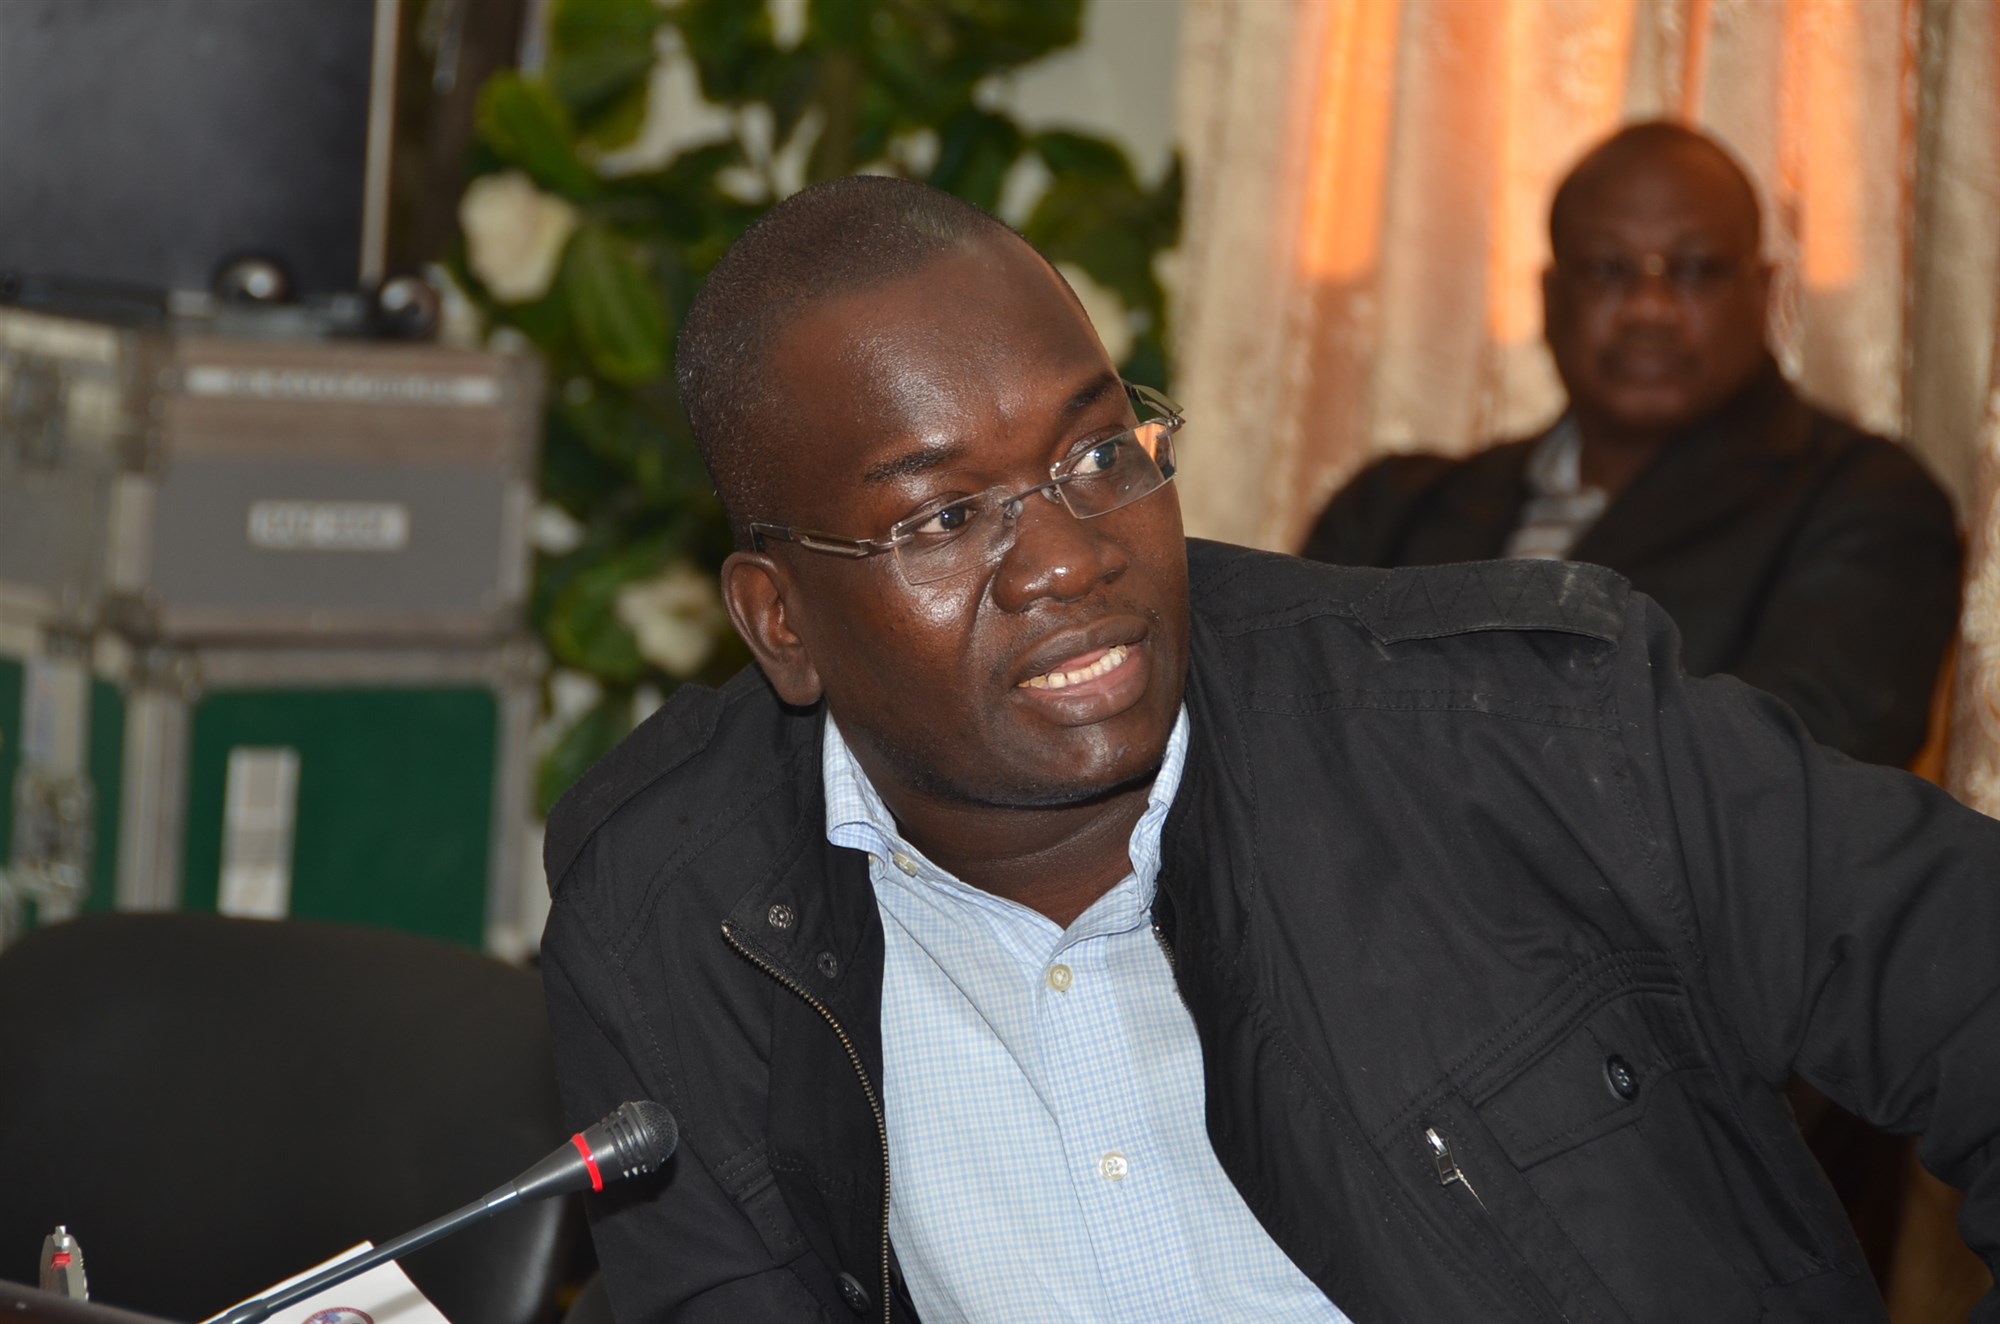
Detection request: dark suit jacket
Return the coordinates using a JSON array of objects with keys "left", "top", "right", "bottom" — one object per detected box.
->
[{"left": 1301, "top": 369, "right": 1963, "bottom": 766}]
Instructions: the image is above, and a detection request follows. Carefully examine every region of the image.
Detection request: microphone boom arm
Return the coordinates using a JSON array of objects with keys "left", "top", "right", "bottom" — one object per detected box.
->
[{"left": 213, "top": 1100, "right": 677, "bottom": 1324}]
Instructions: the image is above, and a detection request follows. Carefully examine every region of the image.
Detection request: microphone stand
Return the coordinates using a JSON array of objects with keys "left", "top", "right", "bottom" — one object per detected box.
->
[{"left": 213, "top": 1100, "right": 674, "bottom": 1324}]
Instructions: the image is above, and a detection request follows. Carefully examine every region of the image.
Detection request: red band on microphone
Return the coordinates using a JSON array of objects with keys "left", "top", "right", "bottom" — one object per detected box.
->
[{"left": 571, "top": 1133, "right": 605, "bottom": 1192}]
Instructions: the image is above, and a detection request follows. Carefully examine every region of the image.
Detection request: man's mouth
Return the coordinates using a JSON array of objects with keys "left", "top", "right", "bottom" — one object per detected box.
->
[
  {"left": 1602, "top": 345, "right": 1693, "bottom": 382},
  {"left": 1017, "top": 643, "right": 1131, "bottom": 690}
]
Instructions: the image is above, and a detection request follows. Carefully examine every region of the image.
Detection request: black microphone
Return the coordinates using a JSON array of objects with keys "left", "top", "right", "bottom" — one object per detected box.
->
[{"left": 216, "top": 1101, "right": 677, "bottom": 1324}]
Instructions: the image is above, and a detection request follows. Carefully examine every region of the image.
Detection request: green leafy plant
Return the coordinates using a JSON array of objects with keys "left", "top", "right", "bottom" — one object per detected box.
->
[{"left": 452, "top": 0, "right": 1182, "bottom": 812}]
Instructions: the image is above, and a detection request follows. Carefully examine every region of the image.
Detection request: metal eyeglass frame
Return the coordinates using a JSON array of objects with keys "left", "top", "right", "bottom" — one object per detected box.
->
[
  {"left": 748, "top": 381, "right": 1183, "bottom": 586},
  {"left": 1555, "top": 250, "right": 1762, "bottom": 302}
]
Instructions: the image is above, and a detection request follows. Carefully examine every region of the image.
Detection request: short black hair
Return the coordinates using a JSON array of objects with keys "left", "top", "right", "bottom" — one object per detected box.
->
[
  {"left": 677, "top": 175, "right": 1022, "bottom": 544},
  {"left": 1548, "top": 120, "right": 1762, "bottom": 255}
]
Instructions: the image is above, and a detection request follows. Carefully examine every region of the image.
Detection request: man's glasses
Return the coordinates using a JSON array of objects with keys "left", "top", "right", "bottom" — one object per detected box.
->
[
  {"left": 1557, "top": 251, "right": 1757, "bottom": 303},
  {"left": 750, "top": 382, "right": 1182, "bottom": 587}
]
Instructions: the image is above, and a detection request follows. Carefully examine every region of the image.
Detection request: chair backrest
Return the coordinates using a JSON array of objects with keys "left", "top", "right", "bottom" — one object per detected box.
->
[{"left": 0, "top": 912, "right": 575, "bottom": 1324}]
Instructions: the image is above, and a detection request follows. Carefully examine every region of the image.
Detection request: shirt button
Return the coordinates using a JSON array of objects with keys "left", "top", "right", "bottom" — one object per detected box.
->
[
  {"left": 1605, "top": 1054, "right": 1640, "bottom": 1100},
  {"left": 892, "top": 852, "right": 918, "bottom": 876},
  {"left": 1098, "top": 1151, "right": 1129, "bottom": 1181},
  {"left": 1047, "top": 963, "right": 1073, "bottom": 992}
]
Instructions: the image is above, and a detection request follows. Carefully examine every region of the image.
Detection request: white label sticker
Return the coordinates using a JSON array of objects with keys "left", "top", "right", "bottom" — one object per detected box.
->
[
  {"left": 248, "top": 500, "right": 410, "bottom": 552},
  {"left": 218, "top": 747, "right": 300, "bottom": 920},
  {"left": 183, "top": 365, "right": 501, "bottom": 406}
]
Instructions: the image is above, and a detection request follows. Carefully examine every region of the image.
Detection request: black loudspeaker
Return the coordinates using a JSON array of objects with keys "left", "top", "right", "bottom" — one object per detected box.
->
[{"left": 0, "top": 0, "right": 391, "bottom": 301}]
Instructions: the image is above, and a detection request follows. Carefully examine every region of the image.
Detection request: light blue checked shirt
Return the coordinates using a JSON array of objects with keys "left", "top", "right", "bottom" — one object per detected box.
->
[{"left": 823, "top": 711, "right": 1350, "bottom": 1323}]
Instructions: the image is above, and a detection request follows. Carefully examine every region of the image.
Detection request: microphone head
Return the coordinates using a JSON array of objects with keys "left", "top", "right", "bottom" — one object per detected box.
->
[{"left": 601, "top": 1099, "right": 679, "bottom": 1181}]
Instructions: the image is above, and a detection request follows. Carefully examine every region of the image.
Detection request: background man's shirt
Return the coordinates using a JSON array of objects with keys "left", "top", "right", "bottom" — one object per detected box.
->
[{"left": 1503, "top": 418, "right": 1608, "bottom": 560}]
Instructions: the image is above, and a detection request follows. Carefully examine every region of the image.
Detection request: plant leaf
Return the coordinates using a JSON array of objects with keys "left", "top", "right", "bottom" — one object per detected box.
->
[
  {"left": 1030, "top": 130, "right": 1134, "bottom": 184},
  {"left": 549, "top": 0, "right": 664, "bottom": 58},
  {"left": 546, "top": 0, "right": 663, "bottom": 149},
  {"left": 544, "top": 534, "right": 676, "bottom": 681},
  {"left": 536, "top": 693, "right": 633, "bottom": 815},
  {"left": 675, "top": 0, "right": 779, "bottom": 104},
  {"left": 1023, "top": 143, "right": 1182, "bottom": 324},
  {"left": 564, "top": 224, "right": 671, "bottom": 384},
  {"left": 926, "top": 109, "right": 1023, "bottom": 213},
  {"left": 475, "top": 74, "right": 599, "bottom": 197}
]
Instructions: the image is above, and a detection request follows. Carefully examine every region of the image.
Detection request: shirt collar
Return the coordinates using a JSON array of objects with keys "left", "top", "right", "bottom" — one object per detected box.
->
[
  {"left": 822, "top": 705, "right": 1193, "bottom": 911},
  {"left": 1524, "top": 415, "right": 1588, "bottom": 498}
]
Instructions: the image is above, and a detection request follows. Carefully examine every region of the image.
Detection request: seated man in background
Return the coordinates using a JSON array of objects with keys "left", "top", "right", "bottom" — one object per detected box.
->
[
  {"left": 1302, "top": 121, "right": 1961, "bottom": 768},
  {"left": 541, "top": 175, "right": 2000, "bottom": 1321}
]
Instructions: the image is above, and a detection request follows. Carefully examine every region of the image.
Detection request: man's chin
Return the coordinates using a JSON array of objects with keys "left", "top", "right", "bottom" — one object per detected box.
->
[
  {"left": 1594, "top": 389, "right": 1707, "bottom": 439},
  {"left": 959, "top": 761, "right": 1166, "bottom": 812},
  {"left": 883, "top": 734, "right": 1171, "bottom": 813}
]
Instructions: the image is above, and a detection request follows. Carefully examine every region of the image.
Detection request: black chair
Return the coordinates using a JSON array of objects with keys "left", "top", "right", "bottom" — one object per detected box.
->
[{"left": 0, "top": 912, "right": 576, "bottom": 1324}]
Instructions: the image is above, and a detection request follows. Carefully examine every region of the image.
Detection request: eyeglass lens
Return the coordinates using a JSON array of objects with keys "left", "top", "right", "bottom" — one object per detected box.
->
[
  {"left": 890, "top": 420, "right": 1178, "bottom": 586},
  {"left": 1568, "top": 252, "right": 1745, "bottom": 300}
]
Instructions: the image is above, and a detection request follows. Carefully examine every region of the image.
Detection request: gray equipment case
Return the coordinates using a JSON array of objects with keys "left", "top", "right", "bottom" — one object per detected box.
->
[{"left": 0, "top": 308, "right": 542, "bottom": 644}]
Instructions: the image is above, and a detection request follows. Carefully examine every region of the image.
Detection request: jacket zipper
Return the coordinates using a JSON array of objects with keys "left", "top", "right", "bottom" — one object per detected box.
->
[
  {"left": 1423, "top": 1125, "right": 1571, "bottom": 1323},
  {"left": 1425, "top": 1126, "right": 1484, "bottom": 1207},
  {"left": 722, "top": 921, "right": 893, "bottom": 1324}
]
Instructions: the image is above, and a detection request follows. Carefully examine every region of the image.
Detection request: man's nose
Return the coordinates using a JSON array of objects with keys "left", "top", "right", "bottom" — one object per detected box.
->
[
  {"left": 1615, "top": 266, "right": 1686, "bottom": 325},
  {"left": 989, "top": 493, "right": 1124, "bottom": 611}
]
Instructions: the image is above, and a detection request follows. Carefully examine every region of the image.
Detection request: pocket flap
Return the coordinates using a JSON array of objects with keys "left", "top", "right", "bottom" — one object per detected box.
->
[{"left": 1477, "top": 986, "right": 1707, "bottom": 1167}]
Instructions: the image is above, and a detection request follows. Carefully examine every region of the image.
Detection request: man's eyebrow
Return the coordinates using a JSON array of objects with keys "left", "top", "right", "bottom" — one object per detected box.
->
[
  {"left": 1062, "top": 372, "right": 1122, "bottom": 417},
  {"left": 858, "top": 376, "right": 1121, "bottom": 486},
  {"left": 862, "top": 442, "right": 967, "bottom": 486}
]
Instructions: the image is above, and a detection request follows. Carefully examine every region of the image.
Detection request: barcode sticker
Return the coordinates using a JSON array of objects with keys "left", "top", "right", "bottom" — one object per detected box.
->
[
  {"left": 183, "top": 365, "right": 500, "bottom": 406},
  {"left": 218, "top": 747, "right": 300, "bottom": 920},
  {"left": 248, "top": 500, "right": 410, "bottom": 552}
]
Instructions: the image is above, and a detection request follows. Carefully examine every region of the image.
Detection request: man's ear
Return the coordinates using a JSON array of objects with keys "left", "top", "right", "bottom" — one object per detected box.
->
[
  {"left": 722, "top": 550, "right": 824, "bottom": 706},
  {"left": 1749, "top": 258, "right": 1776, "bottom": 320}
]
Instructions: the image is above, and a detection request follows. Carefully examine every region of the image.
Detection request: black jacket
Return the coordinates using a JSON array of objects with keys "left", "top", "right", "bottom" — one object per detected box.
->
[
  {"left": 1299, "top": 371, "right": 1962, "bottom": 767},
  {"left": 542, "top": 542, "right": 2000, "bottom": 1323}
]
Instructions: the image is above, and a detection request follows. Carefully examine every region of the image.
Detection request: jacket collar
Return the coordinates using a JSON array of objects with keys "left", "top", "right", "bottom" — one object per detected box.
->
[
  {"left": 1155, "top": 609, "right": 1257, "bottom": 973},
  {"left": 721, "top": 714, "right": 887, "bottom": 1076}
]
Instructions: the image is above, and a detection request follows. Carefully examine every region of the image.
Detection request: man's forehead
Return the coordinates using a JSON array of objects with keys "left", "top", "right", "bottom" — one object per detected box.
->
[
  {"left": 768, "top": 243, "right": 1101, "bottom": 425},
  {"left": 756, "top": 238, "right": 1109, "bottom": 505},
  {"left": 1558, "top": 145, "right": 1759, "bottom": 246}
]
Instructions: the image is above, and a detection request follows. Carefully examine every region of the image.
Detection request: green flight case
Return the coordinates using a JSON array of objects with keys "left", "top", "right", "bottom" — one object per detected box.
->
[{"left": 1, "top": 622, "right": 545, "bottom": 957}]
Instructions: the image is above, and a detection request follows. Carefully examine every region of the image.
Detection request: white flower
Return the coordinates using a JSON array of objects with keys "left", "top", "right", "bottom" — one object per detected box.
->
[
  {"left": 615, "top": 561, "right": 729, "bottom": 678},
  {"left": 529, "top": 502, "right": 584, "bottom": 555},
  {"left": 459, "top": 171, "right": 580, "bottom": 304},
  {"left": 1056, "top": 262, "right": 1134, "bottom": 366}
]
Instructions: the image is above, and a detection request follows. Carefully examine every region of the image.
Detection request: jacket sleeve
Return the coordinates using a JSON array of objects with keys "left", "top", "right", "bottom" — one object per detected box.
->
[
  {"left": 1725, "top": 438, "right": 1962, "bottom": 767},
  {"left": 1625, "top": 596, "right": 2000, "bottom": 1314},
  {"left": 541, "top": 898, "right": 836, "bottom": 1323}
]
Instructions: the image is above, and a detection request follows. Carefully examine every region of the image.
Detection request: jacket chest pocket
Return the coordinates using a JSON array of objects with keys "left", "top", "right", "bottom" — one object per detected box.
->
[{"left": 1421, "top": 985, "right": 1833, "bottom": 1323}]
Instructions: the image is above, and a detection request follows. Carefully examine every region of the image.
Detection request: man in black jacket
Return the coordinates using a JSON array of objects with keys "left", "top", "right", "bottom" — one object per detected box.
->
[
  {"left": 1301, "top": 122, "right": 1961, "bottom": 769},
  {"left": 541, "top": 176, "right": 2000, "bottom": 1322}
]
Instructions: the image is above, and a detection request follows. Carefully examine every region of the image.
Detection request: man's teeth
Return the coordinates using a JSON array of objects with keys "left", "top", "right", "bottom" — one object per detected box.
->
[{"left": 1020, "top": 643, "right": 1130, "bottom": 690}]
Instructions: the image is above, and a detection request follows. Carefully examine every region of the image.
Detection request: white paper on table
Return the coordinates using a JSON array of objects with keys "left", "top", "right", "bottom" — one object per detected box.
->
[{"left": 203, "top": 1242, "right": 451, "bottom": 1324}]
